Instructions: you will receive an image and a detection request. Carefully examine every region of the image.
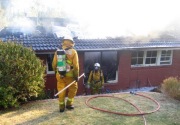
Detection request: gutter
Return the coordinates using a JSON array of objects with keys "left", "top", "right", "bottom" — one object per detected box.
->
[
  {"left": 34, "top": 46, "right": 180, "bottom": 54},
  {"left": 75, "top": 46, "right": 180, "bottom": 52}
]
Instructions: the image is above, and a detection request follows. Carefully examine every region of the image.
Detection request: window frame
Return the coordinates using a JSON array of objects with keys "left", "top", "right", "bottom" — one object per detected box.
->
[
  {"left": 46, "top": 53, "right": 55, "bottom": 74},
  {"left": 131, "top": 49, "right": 173, "bottom": 67},
  {"left": 84, "top": 51, "right": 118, "bottom": 84},
  {"left": 131, "top": 51, "right": 144, "bottom": 66},
  {"left": 159, "top": 50, "right": 173, "bottom": 65},
  {"left": 144, "top": 50, "right": 158, "bottom": 66}
]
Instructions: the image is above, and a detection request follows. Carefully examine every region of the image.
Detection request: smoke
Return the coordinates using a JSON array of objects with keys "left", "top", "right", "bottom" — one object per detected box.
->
[
  {"left": 1, "top": 0, "right": 180, "bottom": 39},
  {"left": 61, "top": 0, "right": 180, "bottom": 39},
  {"left": 10, "top": 17, "right": 35, "bottom": 32}
]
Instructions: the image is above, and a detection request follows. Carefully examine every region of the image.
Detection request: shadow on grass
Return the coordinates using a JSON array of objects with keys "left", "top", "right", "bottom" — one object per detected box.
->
[
  {"left": 16, "top": 110, "right": 61, "bottom": 125},
  {"left": 1, "top": 99, "right": 58, "bottom": 119}
]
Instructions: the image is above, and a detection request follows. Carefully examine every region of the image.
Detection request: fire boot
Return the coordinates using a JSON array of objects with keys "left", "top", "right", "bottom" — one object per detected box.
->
[
  {"left": 59, "top": 102, "right": 65, "bottom": 112},
  {"left": 66, "top": 98, "right": 74, "bottom": 110}
]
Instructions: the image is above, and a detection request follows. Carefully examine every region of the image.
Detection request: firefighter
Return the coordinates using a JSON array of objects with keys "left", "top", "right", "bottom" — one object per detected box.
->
[
  {"left": 52, "top": 36, "right": 79, "bottom": 112},
  {"left": 87, "top": 63, "right": 104, "bottom": 95}
]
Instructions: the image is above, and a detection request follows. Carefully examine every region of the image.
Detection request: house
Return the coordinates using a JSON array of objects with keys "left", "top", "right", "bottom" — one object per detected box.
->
[{"left": 2, "top": 36, "right": 180, "bottom": 96}]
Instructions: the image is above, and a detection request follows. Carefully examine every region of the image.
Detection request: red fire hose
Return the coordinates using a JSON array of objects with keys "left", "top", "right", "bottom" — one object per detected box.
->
[{"left": 85, "top": 92, "right": 160, "bottom": 125}]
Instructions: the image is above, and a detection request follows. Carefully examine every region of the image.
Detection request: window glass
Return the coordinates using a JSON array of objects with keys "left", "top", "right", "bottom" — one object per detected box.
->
[
  {"left": 152, "top": 51, "right": 157, "bottom": 56},
  {"left": 102, "top": 51, "right": 118, "bottom": 81},
  {"left": 131, "top": 58, "right": 137, "bottom": 65},
  {"left": 145, "top": 51, "right": 157, "bottom": 64},
  {"left": 47, "top": 54, "right": 54, "bottom": 72},
  {"left": 84, "top": 52, "right": 101, "bottom": 73},
  {"left": 137, "top": 58, "right": 143, "bottom": 64},
  {"left": 132, "top": 52, "right": 138, "bottom": 57},
  {"left": 131, "top": 50, "right": 172, "bottom": 67},
  {"left": 131, "top": 51, "right": 144, "bottom": 65},
  {"left": 139, "top": 51, "right": 144, "bottom": 57},
  {"left": 146, "top": 51, "right": 151, "bottom": 57},
  {"left": 84, "top": 52, "right": 101, "bottom": 83},
  {"left": 160, "top": 50, "right": 172, "bottom": 65}
]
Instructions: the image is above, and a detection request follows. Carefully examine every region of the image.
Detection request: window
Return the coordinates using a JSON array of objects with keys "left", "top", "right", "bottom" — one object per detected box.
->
[
  {"left": 160, "top": 50, "right": 172, "bottom": 65},
  {"left": 145, "top": 51, "right": 157, "bottom": 65},
  {"left": 84, "top": 51, "right": 118, "bottom": 83},
  {"left": 131, "top": 51, "right": 144, "bottom": 66},
  {"left": 47, "top": 54, "right": 54, "bottom": 74},
  {"left": 131, "top": 50, "right": 172, "bottom": 67}
]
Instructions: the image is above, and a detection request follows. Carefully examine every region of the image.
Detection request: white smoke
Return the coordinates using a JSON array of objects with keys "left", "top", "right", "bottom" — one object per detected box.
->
[
  {"left": 1, "top": 0, "right": 180, "bottom": 39},
  {"left": 61, "top": 0, "right": 180, "bottom": 38}
]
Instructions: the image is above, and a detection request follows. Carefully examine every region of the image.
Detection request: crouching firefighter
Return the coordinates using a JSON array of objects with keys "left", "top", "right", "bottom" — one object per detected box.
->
[
  {"left": 52, "top": 36, "right": 79, "bottom": 112},
  {"left": 87, "top": 63, "right": 104, "bottom": 95}
]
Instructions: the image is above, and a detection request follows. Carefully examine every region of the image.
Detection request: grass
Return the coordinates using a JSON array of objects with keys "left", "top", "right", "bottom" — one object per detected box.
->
[{"left": 0, "top": 92, "right": 180, "bottom": 125}]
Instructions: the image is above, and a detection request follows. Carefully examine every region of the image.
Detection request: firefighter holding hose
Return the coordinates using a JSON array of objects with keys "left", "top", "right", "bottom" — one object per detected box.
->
[
  {"left": 87, "top": 63, "right": 104, "bottom": 95},
  {"left": 52, "top": 36, "right": 79, "bottom": 112}
]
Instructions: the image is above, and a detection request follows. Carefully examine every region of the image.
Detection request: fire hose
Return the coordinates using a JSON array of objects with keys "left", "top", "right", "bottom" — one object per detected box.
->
[
  {"left": 85, "top": 92, "right": 160, "bottom": 125},
  {"left": 54, "top": 73, "right": 85, "bottom": 97}
]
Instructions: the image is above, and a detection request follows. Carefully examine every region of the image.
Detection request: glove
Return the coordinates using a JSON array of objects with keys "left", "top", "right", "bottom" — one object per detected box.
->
[
  {"left": 74, "top": 77, "right": 79, "bottom": 82},
  {"left": 86, "top": 84, "right": 90, "bottom": 89},
  {"left": 101, "top": 86, "right": 104, "bottom": 89}
]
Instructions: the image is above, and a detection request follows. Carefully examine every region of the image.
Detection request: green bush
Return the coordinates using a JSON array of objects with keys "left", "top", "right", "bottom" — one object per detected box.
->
[
  {"left": 0, "top": 86, "right": 19, "bottom": 108},
  {"left": 0, "top": 41, "right": 46, "bottom": 108},
  {"left": 161, "top": 77, "right": 180, "bottom": 101}
]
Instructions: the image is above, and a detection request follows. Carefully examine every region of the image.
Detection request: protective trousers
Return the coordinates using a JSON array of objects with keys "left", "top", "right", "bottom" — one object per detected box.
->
[
  {"left": 57, "top": 76, "right": 78, "bottom": 105},
  {"left": 90, "top": 81, "right": 102, "bottom": 94}
]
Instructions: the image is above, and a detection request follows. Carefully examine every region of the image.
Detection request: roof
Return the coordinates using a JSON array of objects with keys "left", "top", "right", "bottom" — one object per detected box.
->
[{"left": 1, "top": 36, "right": 180, "bottom": 52}]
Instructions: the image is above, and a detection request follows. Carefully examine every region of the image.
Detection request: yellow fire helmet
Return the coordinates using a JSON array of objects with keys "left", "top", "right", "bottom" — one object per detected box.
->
[{"left": 61, "top": 36, "right": 75, "bottom": 50}]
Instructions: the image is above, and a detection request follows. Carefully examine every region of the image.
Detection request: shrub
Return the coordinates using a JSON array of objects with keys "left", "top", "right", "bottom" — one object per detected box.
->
[
  {"left": 0, "top": 41, "right": 46, "bottom": 108},
  {"left": 161, "top": 77, "right": 180, "bottom": 101},
  {"left": 0, "top": 86, "right": 20, "bottom": 108}
]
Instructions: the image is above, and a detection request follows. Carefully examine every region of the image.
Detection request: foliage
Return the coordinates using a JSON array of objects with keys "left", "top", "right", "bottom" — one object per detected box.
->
[
  {"left": 0, "top": 41, "right": 46, "bottom": 108},
  {"left": 0, "top": 86, "right": 19, "bottom": 108},
  {"left": 161, "top": 77, "right": 180, "bottom": 100}
]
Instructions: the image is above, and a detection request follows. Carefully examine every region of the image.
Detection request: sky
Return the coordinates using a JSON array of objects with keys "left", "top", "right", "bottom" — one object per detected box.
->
[{"left": 4, "top": 0, "right": 180, "bottom": 38}]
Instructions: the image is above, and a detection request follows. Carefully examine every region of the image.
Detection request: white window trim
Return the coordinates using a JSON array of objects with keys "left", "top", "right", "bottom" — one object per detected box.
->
[
  {"left": 159, "top": 50, "right": 173, "bottom": 65},
  {"left": 143, "top": 50, "right": 158, "bottom": 66},
  {"left": 46, "top": 60, "right": 55, "bottom": 74},
  {"left": 106, "top": 71, "right": 118, "bottom": 83},
  {"left": 131, "top": 49, "right": 173, "bottom": 67}
]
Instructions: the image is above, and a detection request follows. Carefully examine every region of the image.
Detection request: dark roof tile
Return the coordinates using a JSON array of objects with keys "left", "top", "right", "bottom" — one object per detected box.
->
[{"left": 2, "top": 36, "right": 180, "bottom": 51}]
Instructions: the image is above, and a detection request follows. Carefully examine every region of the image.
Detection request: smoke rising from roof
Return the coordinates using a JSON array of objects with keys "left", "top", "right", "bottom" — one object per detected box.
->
[
  {"left": 61, "top": 0, "right": 180, "bottom": 39},
  {"left": 1, "top": 0, "right": 180, "bottom": 39}
]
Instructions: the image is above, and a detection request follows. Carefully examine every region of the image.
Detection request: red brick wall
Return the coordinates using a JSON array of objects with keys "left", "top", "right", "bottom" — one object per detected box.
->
[
  {"left": 76, "top": 52, "right": 86, "bottom": 95},
  {"left": 105, "top": 50, "right": 180, "bottom": 91},
  {"left": 38, "top": 50, "right": 180, "bottom": 95}
]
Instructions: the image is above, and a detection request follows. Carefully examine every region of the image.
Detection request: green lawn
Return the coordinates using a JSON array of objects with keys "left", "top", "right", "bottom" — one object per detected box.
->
[{"left": 0, "top": 92, "right": 179, "bottom": 125}]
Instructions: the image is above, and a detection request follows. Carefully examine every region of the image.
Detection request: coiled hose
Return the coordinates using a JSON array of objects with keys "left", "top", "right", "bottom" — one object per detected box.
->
[{"left": 85, "top": 92, "right": 160, "bottom": 125}]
